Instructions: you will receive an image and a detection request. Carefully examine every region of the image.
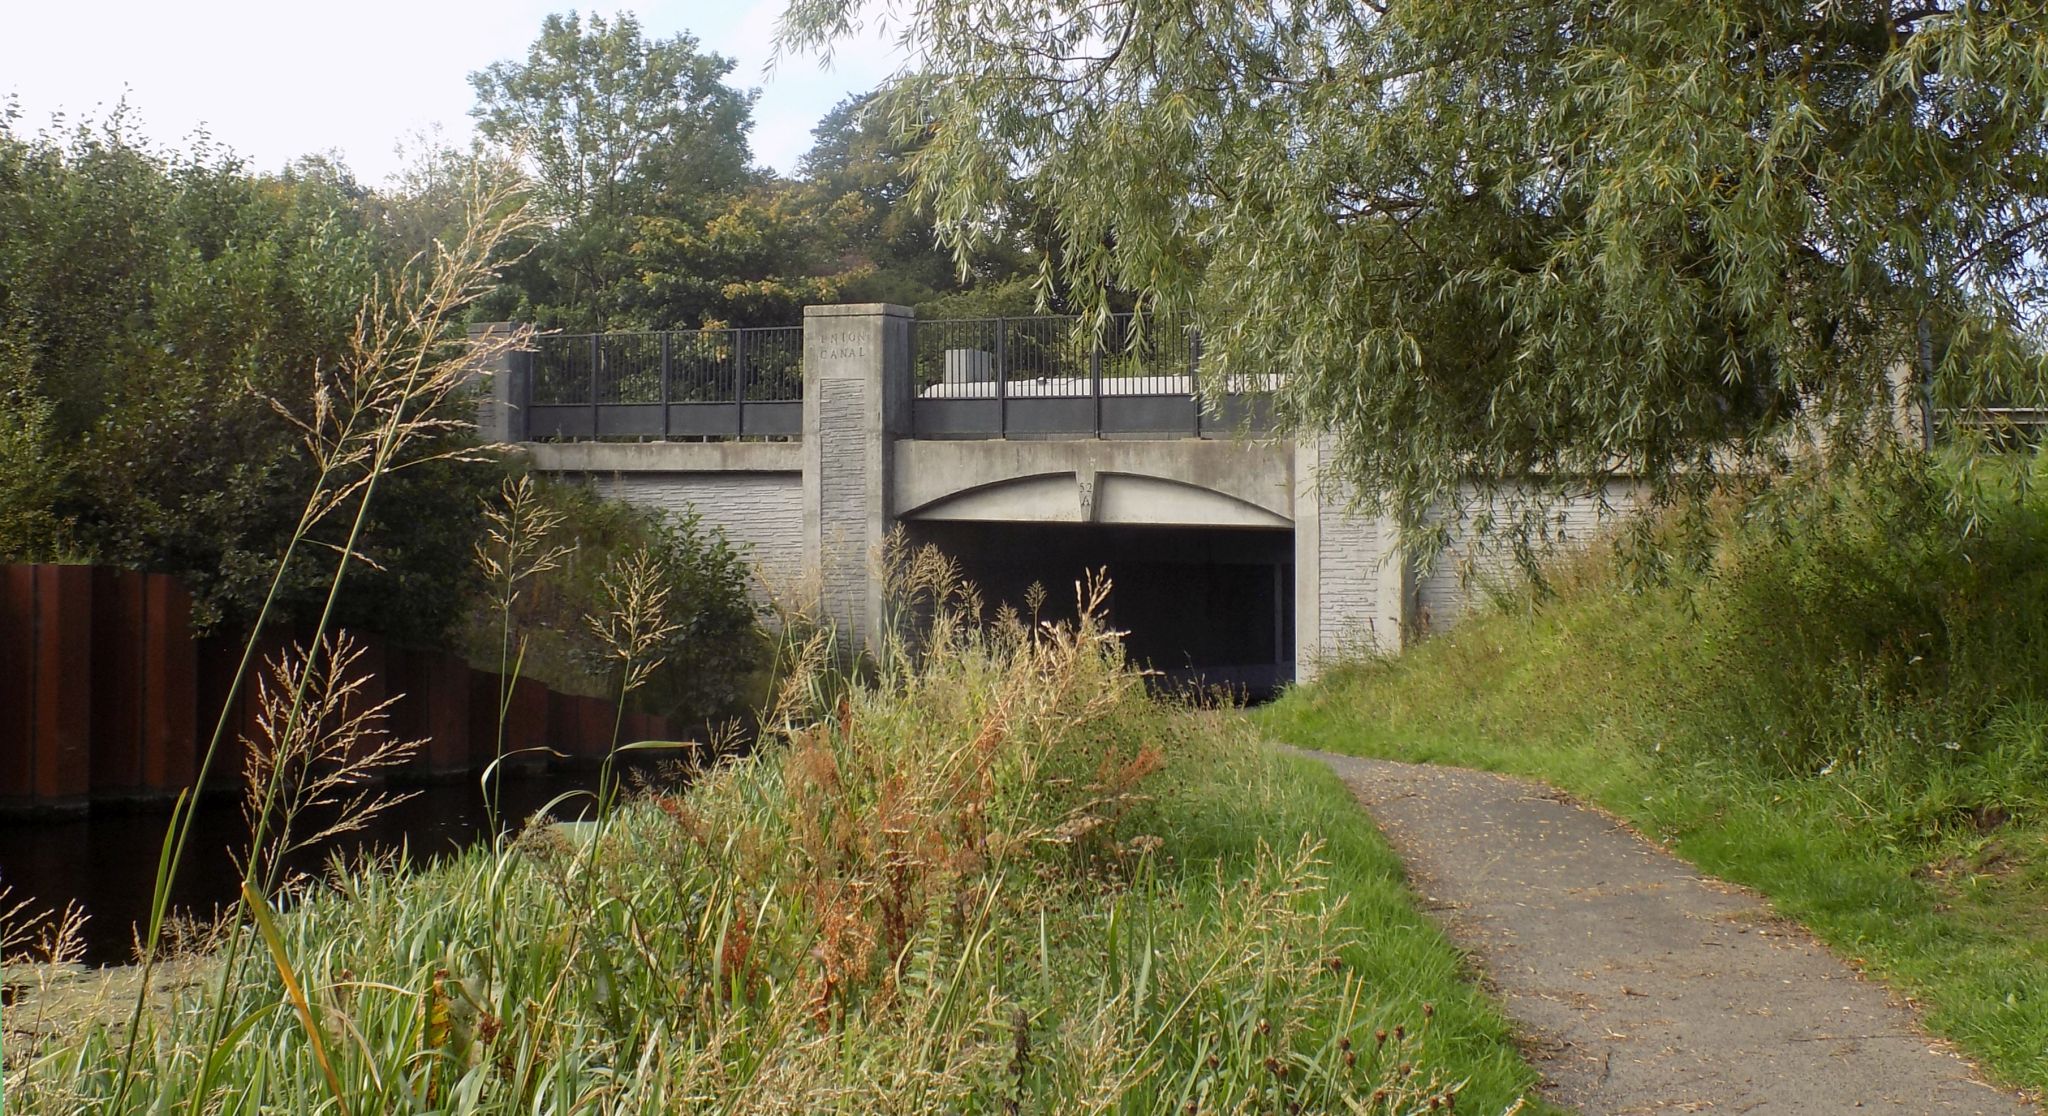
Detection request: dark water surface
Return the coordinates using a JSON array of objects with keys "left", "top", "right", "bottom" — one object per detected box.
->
[{"left": 0, "top": 765, "right": 681, "bottom": 966}]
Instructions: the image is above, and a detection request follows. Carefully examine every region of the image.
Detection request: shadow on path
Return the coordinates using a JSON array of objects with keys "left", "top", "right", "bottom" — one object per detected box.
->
[{"left": 1300, "top": 749, "right": 2036, "bottom": 1115}]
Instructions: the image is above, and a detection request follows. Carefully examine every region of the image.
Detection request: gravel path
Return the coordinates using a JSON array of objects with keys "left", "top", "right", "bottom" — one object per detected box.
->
[{"left": 1306, "top": 750, "right": 2037, "bottom": 1115}]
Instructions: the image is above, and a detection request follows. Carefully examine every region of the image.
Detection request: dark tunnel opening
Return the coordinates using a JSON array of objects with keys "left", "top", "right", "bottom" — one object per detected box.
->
[{"left": 902, "top": 521, "right": 1295, "bottom": 699}]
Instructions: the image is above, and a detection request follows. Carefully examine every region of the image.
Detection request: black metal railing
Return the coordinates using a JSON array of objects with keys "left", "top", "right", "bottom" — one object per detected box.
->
[
  {"left": 522, "top": 326, "right": 803, "bottom": 440},
  {"left": 911, "top": 312, "right": 1273, "bottom": 438},
  {"left": 508, "top": 314, "right": 1276, "bottom": 442},
  {"left": 1937, "top": 406, "right": 2048, "bottom": 451}
]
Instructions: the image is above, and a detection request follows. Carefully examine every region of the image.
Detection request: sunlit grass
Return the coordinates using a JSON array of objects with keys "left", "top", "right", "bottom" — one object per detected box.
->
[
  {"left": 9, "top": 578, "right": 1548, "bottom": 1113},
  {"left": 1260, "top": 451, "right": 2048, "bottom": 1092}
]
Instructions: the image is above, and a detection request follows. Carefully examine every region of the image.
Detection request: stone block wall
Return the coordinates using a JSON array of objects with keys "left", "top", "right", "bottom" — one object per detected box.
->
[
  {"left": 1293, "top": 437, "right": 1405, "bottom": 679},
  {"left": 1313, "top": 494, "right": 1385, "bottom": 657},
  {"left": 596, "top": 472, "right": 805, "bottom": 593},
  {"left": 1412, "top": 481, "right": 1647, "bottom": 633}
]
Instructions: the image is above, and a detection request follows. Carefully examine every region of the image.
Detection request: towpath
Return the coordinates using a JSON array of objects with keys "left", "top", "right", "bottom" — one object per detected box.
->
[{"left": 1304, "top": 750, "right": 2037, "bottom": 1115}]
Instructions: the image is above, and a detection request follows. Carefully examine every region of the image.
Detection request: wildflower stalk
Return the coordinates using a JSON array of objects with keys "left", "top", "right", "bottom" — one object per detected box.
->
[
  {"left": 584, "top": 547, "right": 679, "bottom": 825},
  {"left": 474, "top": 475, "right": 568, "bottom": 836}
]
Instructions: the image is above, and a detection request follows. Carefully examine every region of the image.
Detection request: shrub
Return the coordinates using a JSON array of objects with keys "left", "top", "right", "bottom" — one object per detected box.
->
[
  {"left": 1649, "top": 454, "right": 2048, "bottom": 818},
  {"left": 458, "top": 475, "right": 763, "bottom": 724}
]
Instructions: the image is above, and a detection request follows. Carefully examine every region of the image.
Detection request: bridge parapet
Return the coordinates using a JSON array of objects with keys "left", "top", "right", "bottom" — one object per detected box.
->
[
  {"left": 514, "top": 326, "right": 804, "bottom": 441},
  {"left": 910, "top": 312, "right": 1273, "bottom": 439},
  {"left": 488, "top": 307, "right": 1274, "bottom": 445}
]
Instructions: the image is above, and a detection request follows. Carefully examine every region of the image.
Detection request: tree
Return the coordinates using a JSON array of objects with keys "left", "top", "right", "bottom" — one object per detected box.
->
[
  {"left": 794, "top": 86, "right": 1044, "bottom": 311},
  {"left": 382, "top": 126, "right": 530, "bottom": 266},
  {"left": 470, "top": 11, "right": 752, "bottom": 220},
  {"left": 779, "top": 1, "right": 2048, "bottom": 535},
  {"left": 627, "top": 184, "right": 866, "bottom": 326},
  {"left": 0, "top": 111, "right": 500, "bottom": 639},
  {"left": 470, "top": 11, "right": 756, "bottom": 327},
  {"left": 798, "top": 90, "right": 959, "bottom": 304},
  {"left": 467, "top": 21, "right": 1040, "bottom": 329}
]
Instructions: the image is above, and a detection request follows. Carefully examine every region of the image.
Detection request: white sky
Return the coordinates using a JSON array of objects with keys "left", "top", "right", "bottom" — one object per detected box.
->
[{"left": 0, "top": 1, "right": 905, "bottom": 184}]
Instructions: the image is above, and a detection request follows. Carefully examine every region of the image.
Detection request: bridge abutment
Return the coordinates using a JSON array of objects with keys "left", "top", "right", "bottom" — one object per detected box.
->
[
  {"left": 802, "top": 304, "right": 914, "bottom": 648},
  {"left": 1293, "top": 437, "right": 1411, "bottom": 681}
]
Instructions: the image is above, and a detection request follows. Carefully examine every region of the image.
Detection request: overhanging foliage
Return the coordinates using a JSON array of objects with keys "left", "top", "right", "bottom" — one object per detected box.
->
[{"left": 782, "top": 1, "right": 2048, "bottom": 533}]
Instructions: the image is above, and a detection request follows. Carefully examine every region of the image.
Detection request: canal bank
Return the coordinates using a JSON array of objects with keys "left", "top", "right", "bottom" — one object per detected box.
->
[{"left": 0, "top": 754, "right": 703, "bottom": 967}]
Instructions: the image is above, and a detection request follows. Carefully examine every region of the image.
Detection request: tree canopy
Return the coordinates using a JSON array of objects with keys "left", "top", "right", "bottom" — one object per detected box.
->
[
  {"left": 470, "top": 18, "right": 1033, "bottom": 331},
  {"left": 0, "top": 109, "right": 496, "bottom": 637},
  {"left": 779, "top": 1, "right": 2048, "bottom": 528},
  {"left": 465, "top": 13, "right": 1008, "bottom": 329},
  {"left": 0, "top": 108, "right": 765, "bottom": 717},
  {"left": 470, "top": 11, "right": 754, "bottom": 221}
]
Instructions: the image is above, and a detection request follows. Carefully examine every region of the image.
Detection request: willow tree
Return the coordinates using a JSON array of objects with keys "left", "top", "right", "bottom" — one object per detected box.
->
[{"left": 780, "top": 1, "right": 2048, "bottom": 534}]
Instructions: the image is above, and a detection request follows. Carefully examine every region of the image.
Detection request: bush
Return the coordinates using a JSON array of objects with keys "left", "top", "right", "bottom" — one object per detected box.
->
[
  {"left": 1654, "top": 454, "right": 2048, "bottom": 824},
  {"left": 459, "top": 476, "right": 763, "bottom": 724},
  {"left": 0, "top": 111, "right": 505, "bottom": 643}
]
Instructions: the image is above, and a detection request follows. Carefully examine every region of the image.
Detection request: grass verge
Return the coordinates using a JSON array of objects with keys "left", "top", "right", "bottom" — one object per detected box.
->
[
  {"left": 1258, "top": 452, "right": 2048, "bottom": 1093},
  {"left": 11, "top": 598, "right": 1544, "bottom": 1113}
]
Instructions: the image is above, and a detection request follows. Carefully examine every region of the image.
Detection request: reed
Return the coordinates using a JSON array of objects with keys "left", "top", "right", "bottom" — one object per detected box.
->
[
  {"left": 584, "top": 547, "right": 683, "bottom": 824},
  {"left": 474, "top": 475, "right": 571, "bottom": 834},
  {"left": 237, "top": 632, "right": 421, "bottom": 896},
  {"left": 7, "top": 557, "right": 1541, "bottom": 1113},
  {"left": 92, "top": 182, "right": 536, "bottom": 1109}
]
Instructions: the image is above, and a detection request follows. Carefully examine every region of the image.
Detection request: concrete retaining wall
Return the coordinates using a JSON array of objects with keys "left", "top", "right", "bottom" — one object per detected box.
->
[
  {"left": 1413, "top": 482, "right": 1648, "bottom": 633},
  {"left": 595, "top": 473, "right": 805, "bottom": 591},
  {"left": 522, "top": 441, "right": 807, "bottom": 597}
]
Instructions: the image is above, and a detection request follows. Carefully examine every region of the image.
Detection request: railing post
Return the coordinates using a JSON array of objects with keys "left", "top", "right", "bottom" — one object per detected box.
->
[
  {"left": 659, "top": 331, "right": 672, "bottom": 441},
  {"left": 520, "top": 349, "right": 534, "bottom": 441},
  {"left": 733, "top": 329, "right": 748, "bottom": 436},
  {"left": 1090, "top": 333, "right": 1103, "bottom": 438},
  {"left": 995, "top": 318, "right": 1008, "bottom": 439},
  {"left": 589, "top": 334, "right": 601, "bottom": 439},
  {"left": 1190, "top": 327, "right": 1203, "bottom": 439}
]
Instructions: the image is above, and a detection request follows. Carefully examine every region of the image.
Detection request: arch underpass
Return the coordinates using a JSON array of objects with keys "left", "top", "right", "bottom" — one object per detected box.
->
[
  {"left": 902, "top": 519, "right": 1295, "bottom": 697},
  {"left": 891, "top": 448, "right": 1297, "bottom": 696}
]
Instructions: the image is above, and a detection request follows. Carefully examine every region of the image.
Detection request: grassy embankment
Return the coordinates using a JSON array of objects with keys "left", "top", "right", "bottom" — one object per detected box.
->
[
  {"left": 1259, "top": 452, "right": 2048, "bottom": 1092},
  {"left": 11, "top": 581, "right": 1547, "bottom": 1114}
]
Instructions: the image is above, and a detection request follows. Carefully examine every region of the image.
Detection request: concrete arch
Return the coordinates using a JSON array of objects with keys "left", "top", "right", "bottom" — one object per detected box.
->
[
  {"left": 898, "top": 471, "right": 1292, "bottom": 527},
  {"left": 891, "top": 440, "right": 1294, "bottom": 528},
  {"left": 888, "top": 434, "right": 1286, "bottom": 528},
  {"left": 899, "top": 471, "right": 1079, "bottom": 522}
]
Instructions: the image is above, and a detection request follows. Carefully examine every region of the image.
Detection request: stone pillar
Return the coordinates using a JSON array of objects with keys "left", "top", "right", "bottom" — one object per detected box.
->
[
  {"left": 1293, "top": 437, "right": 1410, "bottom": 681},
  {"left": 468, "top": 321, "right": 525, "bottom": 444},
  {"left": 802, "top": 304, "right": 914, "bottom": 652}
]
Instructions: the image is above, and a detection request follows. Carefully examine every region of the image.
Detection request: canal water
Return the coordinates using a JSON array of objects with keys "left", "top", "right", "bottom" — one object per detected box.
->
[{"left": 0, "top": 764, "right": 687, "bottom": 966}]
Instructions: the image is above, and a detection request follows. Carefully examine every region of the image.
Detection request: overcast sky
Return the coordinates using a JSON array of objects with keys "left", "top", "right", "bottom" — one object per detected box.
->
[{"left": 1, "top": 1, "right": 904, "bottom": 184}]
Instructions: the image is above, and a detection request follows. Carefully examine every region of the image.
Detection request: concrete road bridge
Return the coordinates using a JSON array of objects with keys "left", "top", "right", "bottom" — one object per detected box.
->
[{"left": 476, "top": 304, "right": 1627, "bottom": 693}]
